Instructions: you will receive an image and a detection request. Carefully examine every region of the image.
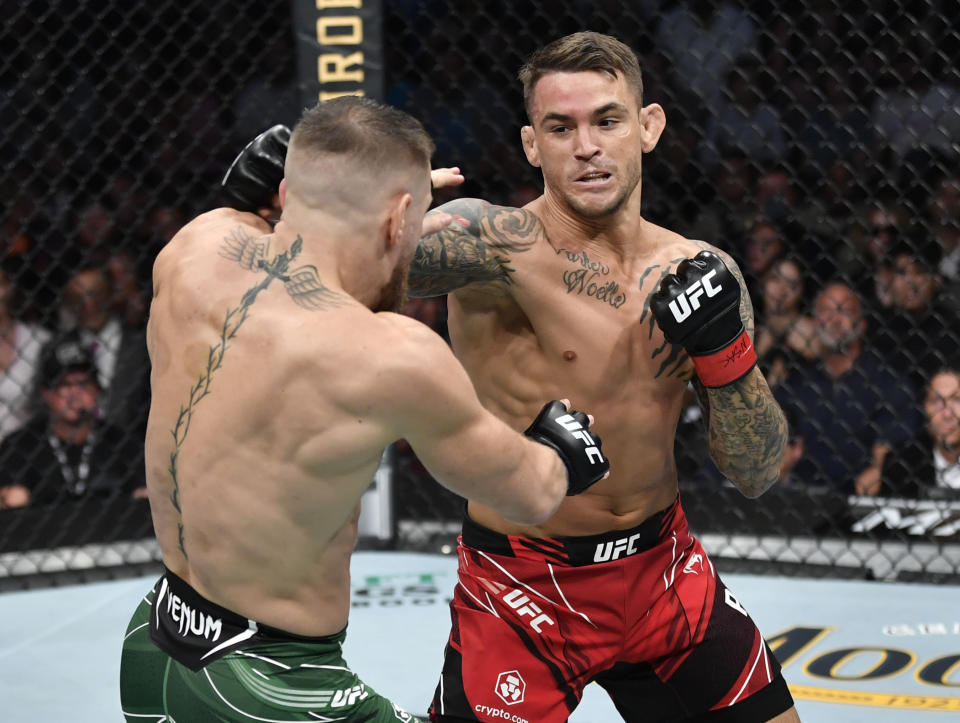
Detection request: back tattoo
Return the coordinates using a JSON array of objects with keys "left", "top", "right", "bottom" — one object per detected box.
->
[{"left": 167, "top": 228, "right": 345, "bottom": 558}]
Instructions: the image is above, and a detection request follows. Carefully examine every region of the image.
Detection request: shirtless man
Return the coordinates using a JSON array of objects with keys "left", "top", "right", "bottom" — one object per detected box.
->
[
  {"left": 411, "top": 33, "right": 798, "bottom": 722},
  {"left": 118, "top": 96, "right": 609, "bottom": 723},
  {"left": 225, "top": 34, "right": 797, "bottom": 720}
]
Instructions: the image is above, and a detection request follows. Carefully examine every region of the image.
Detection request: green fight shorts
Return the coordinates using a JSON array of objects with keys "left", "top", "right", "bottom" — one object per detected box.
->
[{"left": 120, "top": 570, "right": 423, "bottom": 722}]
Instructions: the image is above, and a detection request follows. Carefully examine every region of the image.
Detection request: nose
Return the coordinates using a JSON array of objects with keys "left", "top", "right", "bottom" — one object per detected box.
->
[{"left": 573, "top": 126, "right": 600, "bottom": 160}]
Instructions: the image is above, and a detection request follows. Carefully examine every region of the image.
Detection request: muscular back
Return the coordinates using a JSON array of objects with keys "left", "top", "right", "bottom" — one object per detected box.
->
[
  {"left": 146, "top": 209, "right": 397, "bottom": 635},
  {"left": 411, "top": 199, "right": 756, "bottom": 536}
]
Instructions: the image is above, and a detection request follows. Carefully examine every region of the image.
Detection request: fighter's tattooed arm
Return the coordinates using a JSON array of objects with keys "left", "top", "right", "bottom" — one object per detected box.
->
[
  {"left": 688, "top": 242, "right": 788, "bottom": 497},
  {"left": 168, "top": 232, "right": 346, "bottom": 558},
  {"left": 407, "top": 199, "right": 540, "bottom": 297}
]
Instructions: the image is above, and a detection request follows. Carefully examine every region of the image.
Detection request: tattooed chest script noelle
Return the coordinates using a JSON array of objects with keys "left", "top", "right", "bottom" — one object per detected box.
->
[
  {"left": 555, "top": 248, "right": 627, "bottom": 308},
  {"left": 167, "top": 228, "right": 343, "bottom": 558}
]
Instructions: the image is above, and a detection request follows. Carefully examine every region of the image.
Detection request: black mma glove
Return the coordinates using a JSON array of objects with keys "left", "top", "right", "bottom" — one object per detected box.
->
[
  {"left": 220, "top": 124, "right": 290, "bottom": 213},
  {"left": 524, "top": 400, "right": 609, "bottom": 495},
  {"left": 650, "top": 250, "right": 757, "bottom": 387}
]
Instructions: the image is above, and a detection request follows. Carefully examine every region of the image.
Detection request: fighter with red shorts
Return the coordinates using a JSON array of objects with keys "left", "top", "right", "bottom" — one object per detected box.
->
[{"left": 430, "top": 497, "right": 792, "bottom": 722}]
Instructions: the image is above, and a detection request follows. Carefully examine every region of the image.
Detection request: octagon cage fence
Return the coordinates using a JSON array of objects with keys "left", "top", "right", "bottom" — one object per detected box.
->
[{"left": 0, "top": 0, "right": 958, "bottom": 591}]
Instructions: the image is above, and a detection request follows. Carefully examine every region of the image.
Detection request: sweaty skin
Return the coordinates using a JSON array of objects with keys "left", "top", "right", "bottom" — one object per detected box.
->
[
  {"left": 145, "top": 204, "right": 574, "bottom": 637},
  {"left": 409, "top": 69, "right": 787, "bottom": 538}
]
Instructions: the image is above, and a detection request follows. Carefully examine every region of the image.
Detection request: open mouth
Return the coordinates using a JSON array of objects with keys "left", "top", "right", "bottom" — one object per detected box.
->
[{"left": 576, "top": 171, "right": 611, "bottom": 184}]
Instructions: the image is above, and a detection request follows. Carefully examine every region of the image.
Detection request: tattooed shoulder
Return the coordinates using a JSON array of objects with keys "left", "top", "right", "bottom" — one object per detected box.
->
[{"left": 410, "top": 201, "right": 543, "bottom": 297}]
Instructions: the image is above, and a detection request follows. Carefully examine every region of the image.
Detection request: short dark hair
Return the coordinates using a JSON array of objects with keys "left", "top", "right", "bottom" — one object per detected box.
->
[
  {"left": 518, "top": 32, "right": 644, "bottom": 120},
  {"left": 291, "top": 95, "right": 434, "bottom": 173}
]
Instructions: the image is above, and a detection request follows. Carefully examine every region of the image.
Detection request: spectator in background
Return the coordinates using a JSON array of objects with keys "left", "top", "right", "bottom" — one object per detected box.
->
[
  {"left": 58, "top": 264, "right": 150, "bottom": 433},
  {"left": 793, "top": 154, "right": 871, "bottom": 251},
  {"left": 0, "top": 258, "right": 51, "bottom": 441},
  {"left": 870, "top": 238, "right": 960, "bottom": 391},
  {"left": 928, "top": 174, "right": 960, "bottom": 310},
  {"left": 754, "top": 166, "right": 801, "bottom": 230},
  {"left": 0, "top": 333, "right": 144, "bottom": 509},
  {"left": 836, "top": 200, "right": 908, "bottom": 310},
  {"left": 742, "top": 218, "right": 786, "bottom": 300},
  {"left": 74, "top": 200, "right": 119, "bottom": 254},
  {"left": 104, "top": 171, "right": 153, "bottom": 242},
  {"left": 106, "top": 250, "right": 149, "bottom": 329},
  {"left": 874, "top": 367, "right": 960, "bottom": 498},
  {"left": 754, "top": 257, "right": 818, "bottom": 389},
  {"left": 778, "top": 404, "right": 806, "bottom": 487},
  {"left": 774, "top": 282, "right": 922, "bottom": 492}
]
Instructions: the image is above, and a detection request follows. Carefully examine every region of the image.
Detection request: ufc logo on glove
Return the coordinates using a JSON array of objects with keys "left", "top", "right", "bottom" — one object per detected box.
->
[
  {"left": 523, "top": 401, "right": 610, "bottom": 496},
  {"left": 651, "top": 250, "right": 757, "bottom": 388},
  {"left": 667, "top": 270, "right": 722, "bottom": 323},
  {"left": 554, "top": 414, "right": 604, "bottom": 465}
]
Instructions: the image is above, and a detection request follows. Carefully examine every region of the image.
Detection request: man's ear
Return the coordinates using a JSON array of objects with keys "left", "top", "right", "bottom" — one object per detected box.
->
[
  {"left": 278, "top": 178, "right": 287, "bottom": 209},
  {"left": 639, "top": 103, "right": 666, "bottom": 153},
  {"left": 385, "top": 192, "right": 414, "bottom": 252},
  {"left": 521, "top": 126, "right": 540, "bottom": 167}
]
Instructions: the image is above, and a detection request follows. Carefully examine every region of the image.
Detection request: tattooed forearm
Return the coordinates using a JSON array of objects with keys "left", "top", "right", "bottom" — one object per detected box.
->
[
  {"left": 408, "top": 200, "right": 539, "bottom": 297},
  {"left": 699, "top": 369, "right": 788, "bottom": 497},
  {"left": 676, "top": 241, "right": 782, "bottom": 494}
]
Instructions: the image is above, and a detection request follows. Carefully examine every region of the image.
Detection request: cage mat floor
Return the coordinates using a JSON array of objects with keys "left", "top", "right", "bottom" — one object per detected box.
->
[{"left": 0, "top": 551, "right": 957, "bottom": 722}]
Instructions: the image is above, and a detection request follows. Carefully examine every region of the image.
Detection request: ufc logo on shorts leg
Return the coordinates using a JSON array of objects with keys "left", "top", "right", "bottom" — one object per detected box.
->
[
  {"left": 503, "top": 589, "right": 555, "bottom": 633},
  {"left": 554, "top": 414, "right": 604, "bottom": 464},
  {"left": 668, "top": 270, "right": 722, "bottom": 322}
]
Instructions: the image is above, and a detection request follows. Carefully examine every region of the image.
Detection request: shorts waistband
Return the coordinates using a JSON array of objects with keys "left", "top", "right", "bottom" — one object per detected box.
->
[
  {"left": 461, "top": 496, "right": 681, "bottom": 566},
  {"left": 149, "top": 567, "right": 343, "bottom": 671}
]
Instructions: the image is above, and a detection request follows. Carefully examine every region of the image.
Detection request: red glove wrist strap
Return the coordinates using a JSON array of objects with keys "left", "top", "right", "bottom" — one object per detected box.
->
[{"left": 692, "top": 330, "right": 757, "bottom": 387}]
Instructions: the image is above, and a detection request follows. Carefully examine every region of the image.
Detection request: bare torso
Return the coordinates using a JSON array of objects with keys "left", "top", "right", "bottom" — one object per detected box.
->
[
  {"left": 445, "top": 202, "right": 710, "bottom": 536},
  {"left": 146, "top": 209, "right": 399, "bottom": 636}
]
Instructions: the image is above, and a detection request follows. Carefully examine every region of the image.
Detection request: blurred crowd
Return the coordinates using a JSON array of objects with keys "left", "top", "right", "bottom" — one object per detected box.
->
[{"left": 0, "top": 1, "right": 958, "bottom": 535}]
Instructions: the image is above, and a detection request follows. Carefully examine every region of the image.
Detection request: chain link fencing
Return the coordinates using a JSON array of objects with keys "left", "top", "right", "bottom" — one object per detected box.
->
[{"left": 1, "top": 1, "right": 958, "bottom": 587}]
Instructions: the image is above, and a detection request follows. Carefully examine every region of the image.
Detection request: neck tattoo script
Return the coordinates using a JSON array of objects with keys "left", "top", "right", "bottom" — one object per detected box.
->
[
  {"left": 556, "top": 248, "right": 627, "bottom": 308},
  {"left": 168, "top": 232, "right": 342, "bottom": 559}
]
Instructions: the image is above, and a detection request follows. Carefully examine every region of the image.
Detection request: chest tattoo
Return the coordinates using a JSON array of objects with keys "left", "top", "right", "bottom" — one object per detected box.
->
[{"left": 556, "top": 248, "right": 627, "bottom": 308}]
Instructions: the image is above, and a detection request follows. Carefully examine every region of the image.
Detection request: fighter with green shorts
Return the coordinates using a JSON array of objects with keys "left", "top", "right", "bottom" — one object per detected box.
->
[
  {"left": 118, "top": 99, "right": 608, "bottom": 722},
  {"left": 120, "top": 570, "right": 419, "bottom": 722}
]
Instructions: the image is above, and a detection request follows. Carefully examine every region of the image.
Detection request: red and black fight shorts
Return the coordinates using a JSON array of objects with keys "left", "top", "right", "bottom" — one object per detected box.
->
[{"left": 429, "top": 497, "right": 793, "bottom": 722}]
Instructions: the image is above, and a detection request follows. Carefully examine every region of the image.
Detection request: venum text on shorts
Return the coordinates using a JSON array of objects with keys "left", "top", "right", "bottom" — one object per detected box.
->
[{"left": 165, "top": 591, "right": 223, "bottom": 641}]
